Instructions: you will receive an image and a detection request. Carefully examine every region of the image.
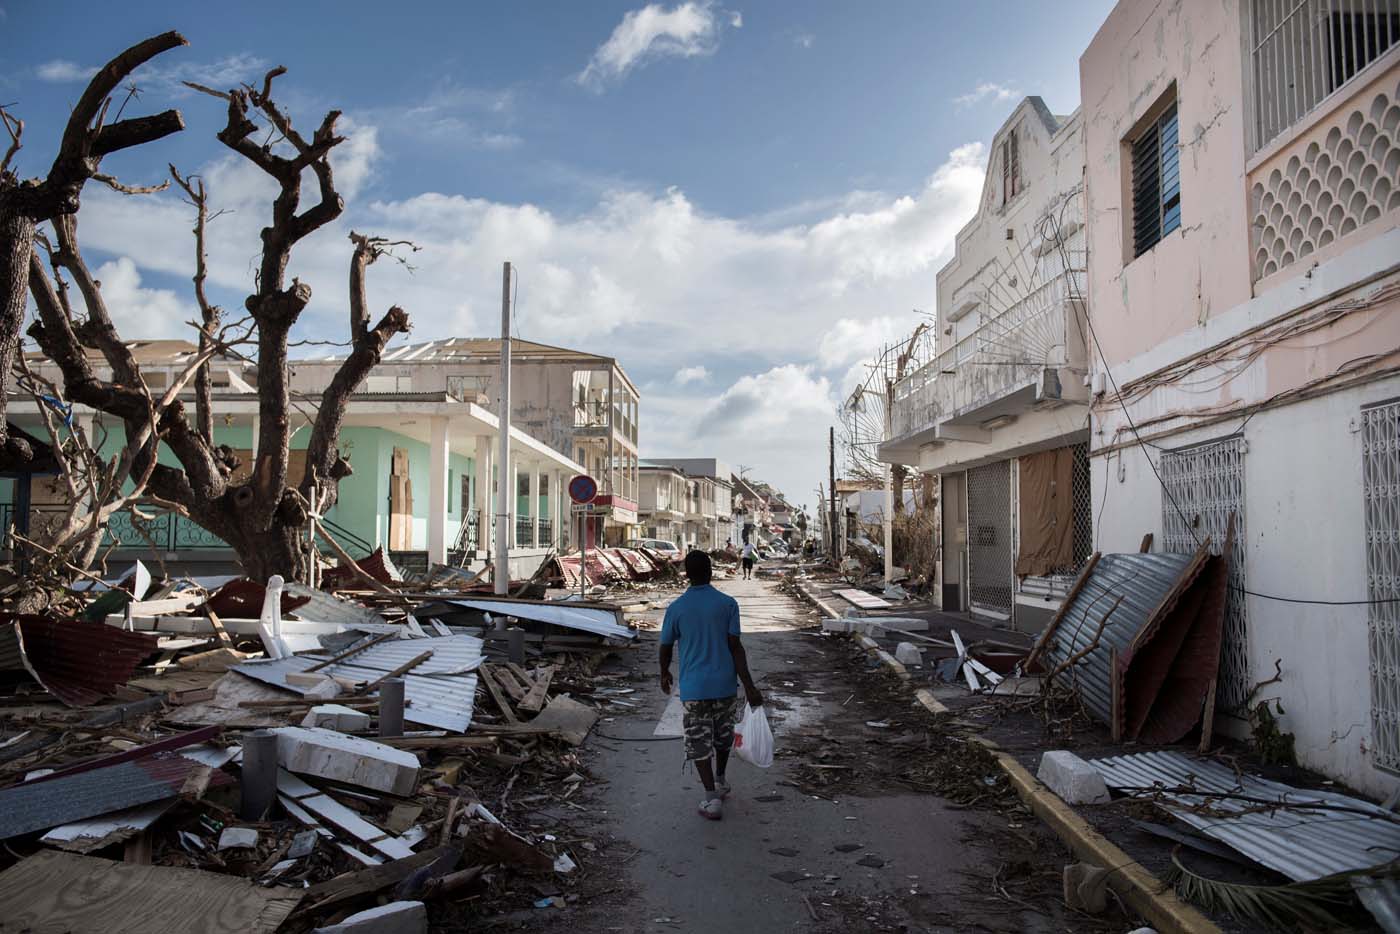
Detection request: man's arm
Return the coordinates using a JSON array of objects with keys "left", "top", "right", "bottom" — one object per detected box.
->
[
  {"left": 728, "top": 634, "right": 763, "bottom": 708},
  {"left": 659, "top": 642, "right": 674, "bottom": 695}
]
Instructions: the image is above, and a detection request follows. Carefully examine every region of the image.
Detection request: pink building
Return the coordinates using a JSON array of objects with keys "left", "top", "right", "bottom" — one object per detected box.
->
[{"left": 1082, "top": 0, "right": 1400, "bottom": 794}]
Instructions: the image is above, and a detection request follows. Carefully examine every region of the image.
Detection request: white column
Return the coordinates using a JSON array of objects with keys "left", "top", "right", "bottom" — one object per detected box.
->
[
  {"left": 475, "top": 435, "right": 492, "bottom": 554},
  {"left": 428, "top": 416, "right": 450, "bottom": 566},
  {"left": 531, "top": 466, "right": 540, "bottom": 549},
  {"left": 510, "top": 456, "right": 520, "bottom": 549}
]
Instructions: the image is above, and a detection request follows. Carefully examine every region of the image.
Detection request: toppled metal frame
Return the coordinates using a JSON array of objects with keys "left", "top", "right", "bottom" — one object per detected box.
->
[
  {"left": 1091, "top": 750, "right": 1400, "bottom": 882},
  {"left": 443, "top": 597, "right": 636, "bottom": 642}
]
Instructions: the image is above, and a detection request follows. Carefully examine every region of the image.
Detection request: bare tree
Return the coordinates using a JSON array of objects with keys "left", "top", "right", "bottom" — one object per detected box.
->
[
  {"left": 0, "top": 32, "right": 189, "bottom": 468},
  {"left": 25, "top": 51, "right": 410, "bottom": 581}
]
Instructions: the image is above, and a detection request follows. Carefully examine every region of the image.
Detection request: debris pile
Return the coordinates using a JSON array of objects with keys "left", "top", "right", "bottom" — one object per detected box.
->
[{"left": 0, "top": 559, "right": 640, "bottom": 929}]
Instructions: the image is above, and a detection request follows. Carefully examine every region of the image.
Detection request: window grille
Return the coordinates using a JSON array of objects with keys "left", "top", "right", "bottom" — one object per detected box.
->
[
  {"left": 1131, "top": 102, "right": 1181, "bottom": 257},
  {"left": 968, "top": 460, "right": 1013, "bottom": 617},
  {"left": 1249, "top": 0, "right": 1400, "bottom": 153},
  {"left": 1160, "top": 435, "right": 1250, "bottom": 710},
  {"left": 1363, "top": 398, "right": 1400, "bottom": 771}
]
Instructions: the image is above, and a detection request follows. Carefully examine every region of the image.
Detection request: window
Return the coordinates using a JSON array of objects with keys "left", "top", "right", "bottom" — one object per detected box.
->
[
  {"left": 1001, "top": 129, "right": 1021, "bottom": 206},
  {"left": 1248, "top": 0, "right": 1400, "bottom": 152},
  {"left": 1130, "top": 101, "right": 1181, "bottom": 257}
]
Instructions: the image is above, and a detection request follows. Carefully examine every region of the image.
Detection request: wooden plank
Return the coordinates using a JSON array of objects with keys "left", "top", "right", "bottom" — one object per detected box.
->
[
  {"left": 293, "top": 845, "right": 459, "bottom": 922},
  {"left": 305, "top": 632, "right": 396, "bottom": 673},
  {"left": 204, "top": 607, "right": 233, "bottom": 649},
  {"left": 477, "top": 666, "right": 520, "bottom": 725},
  {"left": 517, "top": 665, "right": 556, "bottom": 714},
  {"left": 360, "top": 651, "right": 433, "bottom": 692},
  {"left": 0, "top": 849, "right": 302, "bottom": 934},
  {"left": 493, "top": 667, "right": 529, "bottom": 702}
]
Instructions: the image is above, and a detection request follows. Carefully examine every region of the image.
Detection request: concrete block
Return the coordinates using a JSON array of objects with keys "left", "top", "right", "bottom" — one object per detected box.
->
[
  {"left": 218, "top": 827, "right": 259, "bottom": 850},
  {"left": 273, "top": 727, "right": 421, "bottom": 796},
  {"left": 822, "top": 617, "right": 878, "bottom": 635},
  {"left": 313, "top": 900, "right": 427, "bottom": 934},
  {"left": 301, "top": 704, "right": 371, "bottom": 732},
  {"left": 1037, "top": 750, "right": 1111, "bottom": 805},
  {"left": 894, "top": 642, "right": 923, "bottom": 666}
]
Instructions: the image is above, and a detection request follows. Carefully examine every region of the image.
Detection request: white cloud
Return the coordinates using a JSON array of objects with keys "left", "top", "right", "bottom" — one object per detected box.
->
[
  {"left": 36, "top": 60, "right": 96, "bottom": 82},
  {"left": 816, "top": 316, "right": 908, "bottom": 371},
  {"left": 577, "top": 2, "right": 736, "bottom": 88},
  {"left": 329, "top": 117, "right": 382, "bottom": 200},
  {"left": 91, "top": 257, "right": 194, "bottom": 339},
  {"left": 954, "top": 81, "right": 1021, "bottom": 108},
  {"left": 675, "top": 365, "right": 710, "bottom": 385},
  {"left": 72, "top": 132, "right": 985, "bottom": 507},
  {"left": 728, "top": 10, "right": 743, "bottom": 28},
  {"left": 793, "top": 32, "right": 815, "bottom": 49}
]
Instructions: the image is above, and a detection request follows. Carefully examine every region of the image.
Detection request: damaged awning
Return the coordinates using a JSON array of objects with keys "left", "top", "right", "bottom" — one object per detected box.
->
[
  {"left": 442, "top": 597, "right": 637, "bottom": 642},
  {"left": 1028, "top": 538, "right": 1229, "bottom": 743}
]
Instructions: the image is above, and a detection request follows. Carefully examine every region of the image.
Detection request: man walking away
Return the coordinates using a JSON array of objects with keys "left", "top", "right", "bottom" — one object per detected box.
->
[
  {"left": 740, "top": 541, "right": 757, "bottom": 580},
  {"left": 659, "top": 551, "right": 764, "bottom": 820}
]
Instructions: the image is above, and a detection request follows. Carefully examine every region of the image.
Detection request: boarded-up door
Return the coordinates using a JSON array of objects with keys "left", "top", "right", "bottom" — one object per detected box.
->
[{"left": 389, "top": 447, "right": 413, "bottom": 549}]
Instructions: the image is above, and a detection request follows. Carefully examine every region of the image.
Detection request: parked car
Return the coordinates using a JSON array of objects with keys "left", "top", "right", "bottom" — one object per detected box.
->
[{"left": 627, "top": 538, "right": 681, "bottom": 557}]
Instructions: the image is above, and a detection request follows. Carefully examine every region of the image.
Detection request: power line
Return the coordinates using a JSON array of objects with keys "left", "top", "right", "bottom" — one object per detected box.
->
[{"left": 1044, "top": 207, "right": 1398, "bottom": 608}]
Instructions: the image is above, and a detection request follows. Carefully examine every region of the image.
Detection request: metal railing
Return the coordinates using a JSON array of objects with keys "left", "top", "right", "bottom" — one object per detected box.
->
[
  {"left": 537, "top": 517, "right": 553, "bottom": 546},
  {"left": 515, "top": 515, "right": 534, "bottom": 548},
  {"left": 891, "top": 268, "right": 1085, "bottom": 440},
  {"left": 1249, "top": 0, "right": 1400, "bottom": 153}
]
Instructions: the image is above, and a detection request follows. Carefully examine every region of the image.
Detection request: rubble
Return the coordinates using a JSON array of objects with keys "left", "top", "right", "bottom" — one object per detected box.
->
[
  {"left": 0, "top": 563, "right": 641, "bottom": 928},
  {"left": 1036, "top": 750, "right": 1110, "bottom": 805}
]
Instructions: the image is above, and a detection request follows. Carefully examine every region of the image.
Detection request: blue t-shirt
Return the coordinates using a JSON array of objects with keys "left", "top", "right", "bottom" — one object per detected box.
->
[{"left": 659, "top": 584, "right": 741, "bottom": 701}]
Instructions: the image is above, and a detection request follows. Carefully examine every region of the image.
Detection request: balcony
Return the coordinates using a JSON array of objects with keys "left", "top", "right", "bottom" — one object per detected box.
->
[
  {"left": 885, "top": 269, "right": 1089, "bottom": 461},
  {"left": 1248, "top": 49, "right": 1400, "bottom": 285}
]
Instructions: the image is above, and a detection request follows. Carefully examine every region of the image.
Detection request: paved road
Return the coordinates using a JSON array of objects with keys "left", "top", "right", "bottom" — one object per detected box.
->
[{"left": 566, "top": 575, "right": 1057, "bottom": 933}]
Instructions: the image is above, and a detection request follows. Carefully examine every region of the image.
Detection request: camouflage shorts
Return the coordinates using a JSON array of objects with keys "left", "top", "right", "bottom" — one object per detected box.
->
[{"left": 682, "top": 695, "right": 739, "bottom": 761}]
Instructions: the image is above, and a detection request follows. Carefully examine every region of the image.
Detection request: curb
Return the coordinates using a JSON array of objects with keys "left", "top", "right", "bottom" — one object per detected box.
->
[
  {"left": 981, "top": 740, "right": 1218, "bottom": 934},
  {"left": 793, "top": 582, "right": 845, "bottom": 621},
  {"left": 837, "top": 620, "right": 1218, "bottom": 933}
]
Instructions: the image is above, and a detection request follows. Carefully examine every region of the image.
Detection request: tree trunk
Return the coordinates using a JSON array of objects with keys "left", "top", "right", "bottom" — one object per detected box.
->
[
  {"left": 0, "top": 198, "right": 35, "bottom": 463},
  {"left": 221, "top": 513, "right": 304, "bottom": 583}
]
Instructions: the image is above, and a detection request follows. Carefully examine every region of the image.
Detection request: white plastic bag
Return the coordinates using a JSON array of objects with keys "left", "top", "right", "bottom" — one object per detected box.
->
[{"left": 733, "top": 703, "right": 774, "bottom": 768}]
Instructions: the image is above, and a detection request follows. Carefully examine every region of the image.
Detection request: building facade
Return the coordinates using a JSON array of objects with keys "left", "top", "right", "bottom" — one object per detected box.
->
[
  {"left": 881, "top": 98, "right": 1093, "bottom": 631},
  {"left": 643, "top": 458, "right": 734, "bottom": 548},
  {"left": 293, "top": 337, "right": 641, "bottom": 546},
  {"left": 638, "top": 464, "right": 687, "bottom": 548},
  {"left": 5, "top": 341, "right": 586, "bottom": 579},
  {"left": 1081, "top": 0, "right": 1400, "bottom": 794}
]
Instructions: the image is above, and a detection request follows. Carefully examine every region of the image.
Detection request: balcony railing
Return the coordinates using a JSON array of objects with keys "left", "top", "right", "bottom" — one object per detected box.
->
[
  {"left": 515, "top": 515, "right": 534, "bottom": 548},
  {"left": 1248, "top": 50, "right": 1400, "bottom": 282},
  {"left": 891, "top": 268, "right": 1086, "bottom": 440},
  {"left": 537, "top": 517, "right": 553, "bottom": 547},
  {"left": 1, "top": 503, "right": 375, "bottom": 559}
]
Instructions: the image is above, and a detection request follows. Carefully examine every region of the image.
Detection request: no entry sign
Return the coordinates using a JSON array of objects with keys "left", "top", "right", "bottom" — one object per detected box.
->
[{"left": 568, "top": 474, "right": 598, "bottom": 504}]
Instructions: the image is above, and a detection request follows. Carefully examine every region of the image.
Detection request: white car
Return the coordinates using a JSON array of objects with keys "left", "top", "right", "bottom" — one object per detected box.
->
[{"left": 628, "top": 538, "right": 681, "bottom": 557}]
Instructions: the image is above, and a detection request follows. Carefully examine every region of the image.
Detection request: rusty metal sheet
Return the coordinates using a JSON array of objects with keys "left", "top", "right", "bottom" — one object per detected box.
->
[
  {"left": 204, "top": 578, "right": 309, "bottom": 619},
  {"left": 0, "top": 615, "right": 158, "bottom": 707}
]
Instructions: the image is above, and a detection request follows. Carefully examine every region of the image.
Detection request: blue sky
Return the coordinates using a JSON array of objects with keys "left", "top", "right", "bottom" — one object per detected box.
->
[{"left": 1, "top": 0, "right": 1114, "bottom": 510}]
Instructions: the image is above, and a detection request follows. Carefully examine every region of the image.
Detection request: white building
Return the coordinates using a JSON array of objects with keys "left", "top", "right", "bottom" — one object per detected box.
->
[{"left": 881, "top": 98, "right": 1093, "bottom": 631}]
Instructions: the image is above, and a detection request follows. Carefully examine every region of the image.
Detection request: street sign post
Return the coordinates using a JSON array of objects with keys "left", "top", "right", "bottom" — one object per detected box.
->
[{"left": 568, "top": 475, "right": 598, "bottom": 598}]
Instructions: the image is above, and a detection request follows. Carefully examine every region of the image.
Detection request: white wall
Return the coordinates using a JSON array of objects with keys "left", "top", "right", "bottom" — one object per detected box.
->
[{"left": 1093, "top": 375, "right": 1400, "bottom": 798}]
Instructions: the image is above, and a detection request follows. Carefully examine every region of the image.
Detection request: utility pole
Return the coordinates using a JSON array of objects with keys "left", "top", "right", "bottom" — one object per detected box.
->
[
  {"left": 493, "top": 261, "right": 512, "bottom": 598},
  {"left": 883, "top": 375, "right": 894, "bottom": 586},
  {"left": 828, "top": 427, "right": 839, "bottom": 561}
]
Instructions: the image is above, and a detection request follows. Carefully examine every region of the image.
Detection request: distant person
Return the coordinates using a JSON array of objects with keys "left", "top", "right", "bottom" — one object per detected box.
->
[
  {"left": 659, "top": 551, "right": 764, "bottom": 821},
  {"left": 740, "top": 541, "right": 757, "bottom": 579}
]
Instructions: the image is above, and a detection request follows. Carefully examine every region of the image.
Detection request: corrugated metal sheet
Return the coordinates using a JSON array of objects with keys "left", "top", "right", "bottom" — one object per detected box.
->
[
  {"left": 282, "top": 582, "right": 388, "bottom": 628},
  {"left": 447, "top": 597, "right": 636, "bottom": 641},
  {"left": 0, "top": 615, "right": 158, "bottom": 707},
  {"left": 1037, "top": 552, "right": 1202, "bottom": 726},
  {"left": 234, "top": 633, "right": 482, "bottom": 732},
  {"left": 1091, "top": 750, "right": 1400, "bottom": 882},
  {"left": 0, "top": 753, "right": 231, "bottom": 840}
]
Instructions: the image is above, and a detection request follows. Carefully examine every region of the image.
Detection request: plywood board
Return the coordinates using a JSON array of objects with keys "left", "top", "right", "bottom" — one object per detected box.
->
[{"left": 0, "top": 849, "right": 302, "bottom": 933}]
